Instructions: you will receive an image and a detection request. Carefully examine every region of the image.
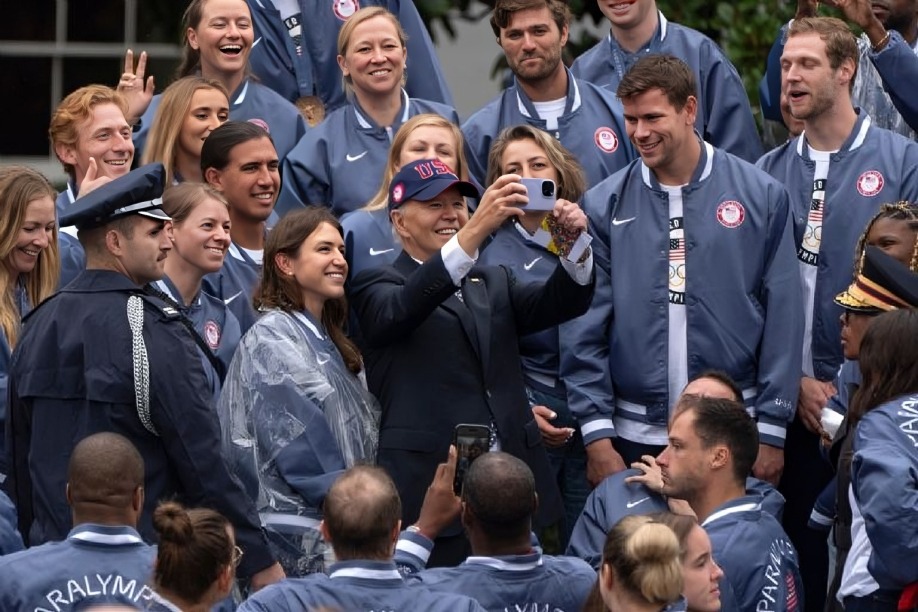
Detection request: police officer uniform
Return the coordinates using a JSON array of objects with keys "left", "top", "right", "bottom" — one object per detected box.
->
[{"left": 5, "top": 164, "right": 276, "bottom": 582}]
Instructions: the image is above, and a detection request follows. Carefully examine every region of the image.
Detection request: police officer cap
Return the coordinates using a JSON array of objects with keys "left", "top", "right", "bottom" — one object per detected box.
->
[
  {"left": 60, "top": 163, "right": 170, "bottom": 230},
  {"left": 835, "top": 245, "right": 918, "bottom": 313}
]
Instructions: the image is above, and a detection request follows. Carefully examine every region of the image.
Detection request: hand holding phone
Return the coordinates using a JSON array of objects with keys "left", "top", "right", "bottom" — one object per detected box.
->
[
  {"left": 453, "top": 424, "right": 491, "bottom": 495},
  {"left": 519, "top": 178, "right": 557, "bottom": 211}
]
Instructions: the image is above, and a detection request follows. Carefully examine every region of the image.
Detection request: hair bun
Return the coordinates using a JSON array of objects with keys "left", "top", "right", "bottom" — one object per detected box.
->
[{"left": 153, "top": 501, "right": 194, "bottom": 545}]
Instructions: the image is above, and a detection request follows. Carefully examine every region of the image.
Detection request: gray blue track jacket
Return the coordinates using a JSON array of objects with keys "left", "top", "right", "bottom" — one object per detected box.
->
[
  {"left": 571, "top": 12, "right": 762, "bottom": 163},
  {"left": 461, "top": 70, "right": 635, "bottom": 187},
  {"left": 757, "top": 112, "right": 918, "bottom": 380},
  {"left": 562, "top": 141, "right": 802, "bottom": 448}
]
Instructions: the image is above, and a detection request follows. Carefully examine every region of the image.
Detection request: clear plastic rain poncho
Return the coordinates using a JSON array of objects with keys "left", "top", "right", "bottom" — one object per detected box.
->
[{"left": 218, "top": 309, "right": 380, "bottom": 576}]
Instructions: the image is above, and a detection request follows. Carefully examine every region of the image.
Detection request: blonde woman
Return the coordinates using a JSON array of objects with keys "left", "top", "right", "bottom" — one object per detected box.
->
[
  {"left": 133, "top": 0, "right": 307, "bottom": 162},
  {"left": 0, "top": 166, "right": 58, "bottom": 479},
  {"left": 583, "top": 515, "right": 684, "bottom": 612},
  {"left": 340, "top": 113, "right": 470, "bottom": 277},
  {"left": 142, "top": 77, "right": 229, "bottom": 184},
  {"left": 277, "top": 7, "right": 458, "bottom": 218}
]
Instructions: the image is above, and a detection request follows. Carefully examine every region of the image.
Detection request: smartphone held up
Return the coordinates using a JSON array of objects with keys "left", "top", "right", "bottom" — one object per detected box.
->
[
  {"left": 453, "top": 424, "right": 491, "bottom": 496},
  {"left": 519, "top": 178, "right": 557, "bottom": 211}
]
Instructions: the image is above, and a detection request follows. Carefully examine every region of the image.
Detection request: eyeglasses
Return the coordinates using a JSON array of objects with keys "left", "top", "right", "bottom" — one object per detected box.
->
[{"left": 232, "top": 545, "right": 244, "bottom": 568}]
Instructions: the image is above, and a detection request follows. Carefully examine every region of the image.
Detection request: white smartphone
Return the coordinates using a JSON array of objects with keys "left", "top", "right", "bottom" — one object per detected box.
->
[{"left": 519, "top": 178, "right": 557, "bottom": 211}]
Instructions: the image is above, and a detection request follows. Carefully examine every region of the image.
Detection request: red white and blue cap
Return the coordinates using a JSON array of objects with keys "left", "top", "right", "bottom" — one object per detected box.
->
[
  {"left": 60, "top": 163, "right": 170, "bottom": 230},
  {"left": 388, "top": 159, "right": 480, "bottom": 211}
]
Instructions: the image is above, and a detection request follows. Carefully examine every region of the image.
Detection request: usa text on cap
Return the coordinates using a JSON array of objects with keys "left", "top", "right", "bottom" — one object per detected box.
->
[
  {"left": 60, "top": 163, "right": 170, "bottom": 230},
  {"left": 388, "top": 159, "right": 480, "bottom": 211}
]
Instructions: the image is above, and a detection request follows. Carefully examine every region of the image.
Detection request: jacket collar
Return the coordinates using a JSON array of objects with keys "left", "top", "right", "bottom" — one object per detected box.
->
[
  {"left": 795, "top": 109, "right": 872, "bottom": 159},
  {"left": 230, "top": 78, "right": 251, "bottom": 108},
  {"left": 328, "top": 559, "right": 402, "bottom": 581},
  {"left": 607, "top": 11, "right": 669, "bottom": 51},
  {"left": 67, "top": 523, "right": 145, "bottom": 546},
  {"left": 514, "top": 67, "right": 581, "bottom": 119},
  {"left": 63, "top": 269, "right": 144, "bottom": 294},
  {"left": 353, "top": 89, "right": 411, "bottom": 137},
  {"left": 152, "top": 275, "right": 201, "bottom": 310},
  {"left": 701, "top": 493, "right": 763, "bottom": 527},
  {"left": 464, "top": 551, "right": 543, "bottom": 571},
  {"left": 641, "top": 137, "right": 714, "bottom": 190}
]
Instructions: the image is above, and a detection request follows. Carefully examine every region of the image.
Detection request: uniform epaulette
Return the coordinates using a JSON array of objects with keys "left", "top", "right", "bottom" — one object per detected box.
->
[{"left": 133, "top": 291, "right": 181, "bottom": 321}]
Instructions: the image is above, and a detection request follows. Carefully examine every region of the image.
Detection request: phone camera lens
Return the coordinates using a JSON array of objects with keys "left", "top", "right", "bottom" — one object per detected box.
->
[{"left": 541, "top": 181, "right": 554, "bottom": 197}]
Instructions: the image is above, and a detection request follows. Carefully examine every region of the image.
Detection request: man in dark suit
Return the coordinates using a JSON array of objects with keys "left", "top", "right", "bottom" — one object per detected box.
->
[{"left": 349, "top": 158, "right": 594, "bottom": 565}]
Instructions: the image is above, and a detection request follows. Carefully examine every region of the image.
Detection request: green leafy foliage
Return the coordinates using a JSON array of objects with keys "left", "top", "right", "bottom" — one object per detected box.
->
[{"left": 414, "top": 0, "right": 795, "bottom": 128}]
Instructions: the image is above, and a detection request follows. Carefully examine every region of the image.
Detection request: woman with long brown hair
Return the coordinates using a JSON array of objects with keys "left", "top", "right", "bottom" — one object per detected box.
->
[
  {"left": 218, "top": 207, "right": 379, "bottom": 578},
  {"left": 836, "top": 309, "right": 918, "bottom": 612}
]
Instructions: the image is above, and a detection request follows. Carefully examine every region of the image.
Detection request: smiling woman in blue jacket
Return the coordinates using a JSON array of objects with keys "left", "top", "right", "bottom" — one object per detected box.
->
[
  {"left": 276, "top": 7, "right": 458, "bottom": 219},
  {"left": 0, "top": 167, "right": 58, "bottom": 482},
  {"left": 134, "top": 0, "right": 307, "bottom": 163},
  {"left": 478, "top": 124, "right": 591, "bottom": 551}
]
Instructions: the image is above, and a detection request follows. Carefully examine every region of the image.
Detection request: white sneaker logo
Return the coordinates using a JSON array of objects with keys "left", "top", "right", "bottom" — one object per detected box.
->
[
  {"left": 523, "top": 257, "right": 542, "bottom": 271},
  {"left": 369, "top": 247, "right": 394, "bottom": 256},
  {"left": 224, "top": 291, "right": 243, "bottom": 305},
  {"left": 346, "top": 151, "right": 368, "bottom": 162},
  {"left": 612, "top": 216, "right": 636, "bottom": 226},
  {"left": 625, "top": 496, "right": 650, "bottom": 509}
]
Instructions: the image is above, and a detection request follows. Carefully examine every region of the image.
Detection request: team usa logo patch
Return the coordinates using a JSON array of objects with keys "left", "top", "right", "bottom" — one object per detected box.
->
[
  {"left": 856, "top": 170, "right": 884, "bottom": 197},
  {"left": 333, "top": 0, "right": 359, "bottom": 20},
  {"left": 594, "top": 127, "right": 619, "bottom": 153},
  {"left": 204, "top": 321, "right": 221, "bottom": 349},
  {"left": 247, "top": 118, "right": 270, "bottom": 134},
  {"left": 716, "top": 200, "right": 745, "bottom": 228},
  {"left": 391, "top": 182, "right": 405, "bottom": 204}
]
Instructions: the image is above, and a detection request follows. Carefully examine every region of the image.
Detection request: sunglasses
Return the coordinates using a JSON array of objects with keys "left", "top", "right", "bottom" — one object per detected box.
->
[{"left": 841, "top": 310, "right": 880, "bottom": 324}]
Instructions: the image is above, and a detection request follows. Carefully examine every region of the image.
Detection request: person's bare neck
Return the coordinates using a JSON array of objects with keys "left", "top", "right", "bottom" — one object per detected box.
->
[
  {"left": 894, "top": 17, "right": 918, "bottom": 46},
  {"left": 354, "top": 88, "right": 403, "bottom": 127},
  {"left": 72, "top": 506, "right": 137, "bottom": 529},
  {"left": 655, "top": 137, "right": 701, "bottom": 187},
  {"left": 802, "top": 102, "right": 858, "bottom": 152},
  {"left": 204, "top": 69, "right": 245, "bottom": 101},
  {"left": 517, "top": 212, "right": 548, "bottom": 234},
  {"left": 610, "top": 9, "right": 659, "bottom": 53},
  {"left": 516, "top": 64, "right": 569, "bottom": 103},
  {"left": 163, "top": 256, "right": 204, "bottom": 306},
  {"left": 687, "top": 479, "right": 747, "bottom": 523},
  {"left": 469, "top": 531, "right": 532, "bottom": 558},
  {"left": 174, "top": 150, "right": 204, "bottom": 184},
  {"left": 229, "top": 214, "right": 266, "bottom": 251}
]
